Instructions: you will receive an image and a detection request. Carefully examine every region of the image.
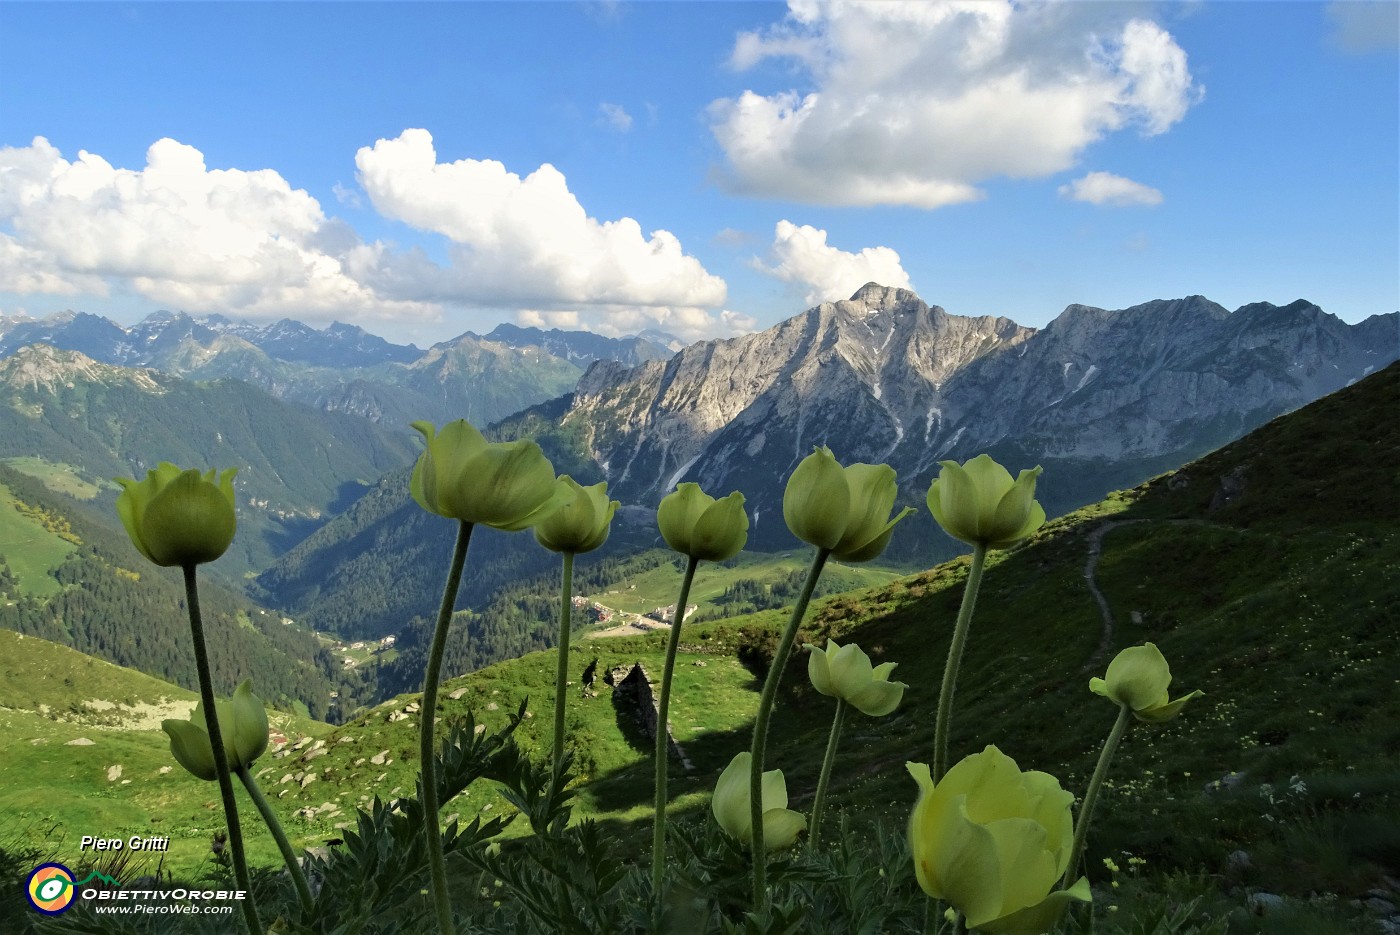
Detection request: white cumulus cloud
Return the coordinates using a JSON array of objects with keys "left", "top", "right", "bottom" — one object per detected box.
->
[
  {"left": 0, "top": 136, "right": 434, "bottom": 324},
  {"left": 752, "top": 220, "right": 913, "bottom": 307},
  {"left": 710, "top": 1, "right": 1202, "bottom": 208},
  {"left": 353, "top": 129, "right": 727, "bottom": 317},
  {"left": 1059, "top": 171, "right": 1164, "bottom": 207}
]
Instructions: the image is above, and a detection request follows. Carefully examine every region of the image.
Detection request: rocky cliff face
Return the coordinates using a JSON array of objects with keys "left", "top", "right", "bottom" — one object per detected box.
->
[
  {"left": 563, "top": 285, "right": 1396, "bottom": 544},
  {"left": 569, "top": 284, "right": 1034, "bottom": 497},
  {"left": 0, "top": 344, "right": 166, "bottom": 395}
]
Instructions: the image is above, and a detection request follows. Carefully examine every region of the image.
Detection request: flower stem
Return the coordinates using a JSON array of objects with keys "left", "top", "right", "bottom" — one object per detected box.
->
[
  {"left": 750, "top": 547, "right": 829, "bottom": 909},
  {"left": 1063, "top": 703, "right": 1132, "bottom": 889},
  {"left": 235, "top": 767, "right": 314, "bottom": 914},
  {"left": 652, "top": 556, "right": 699, "bottom": 899},
  {"left": 551, "top": 550, "right": 576, "bottom": 778},
  {"left": 182, "top": 565, "right": 262, "bottom": 935},
  {"left": 419, "top": 521, "right": 474, "bottom": 935},
  {"left": 808, "top": 698, "right": 846, "bottom": 851},
  {"left": 932, "top": 543, "right": 987, "bottom": 781}
]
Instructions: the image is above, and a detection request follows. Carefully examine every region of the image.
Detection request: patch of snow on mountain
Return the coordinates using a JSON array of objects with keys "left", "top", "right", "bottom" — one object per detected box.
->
[
  {"left": 663, "top": 453, "right": 702, "bottom": 492},
  {"left": 935, "top": 426, "right": 965, "bottom": 457},
  {"left": 924, "top": 407, "right": 942, "bottom": 439}
]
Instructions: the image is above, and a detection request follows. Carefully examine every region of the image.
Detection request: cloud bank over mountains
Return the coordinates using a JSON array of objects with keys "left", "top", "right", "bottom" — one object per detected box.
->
[
  {"left": 709, "top": 1, "right": 1200, "bottom": 208},
  {"left": 0, "top": 132, "right": 744, "bottom": 341},
  {"left": 0, "top": 2, "right": 1209, "bottom": 341},
  {"left": 0, "top": 137, "right": 432, "bottom": 322}
]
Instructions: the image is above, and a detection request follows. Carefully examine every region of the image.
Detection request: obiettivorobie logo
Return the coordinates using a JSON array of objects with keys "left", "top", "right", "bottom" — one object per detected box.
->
[
  {"left": 25, "top": 863, "right": 119, "bottom": 915},
  {"left": 25, "top": 862, "right": 246, "bottom": 916}
]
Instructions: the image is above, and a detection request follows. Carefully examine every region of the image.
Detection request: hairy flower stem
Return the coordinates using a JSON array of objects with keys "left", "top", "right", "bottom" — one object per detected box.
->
[
  {"left": 419, "top": 521, "right": 474, "bottom": 935},
  {"left": 236, "top": 767, "right": 314, "bottom": 914},
  {"left": 932, "top": 543, "right": 987, "bottom": 782},
  {"left": 808, "top": 698, "right": 847, "bottom": 851},
  {"left": 1063, "top": 703, "right": 1132, "bottom": 889},
  {"left": 750, "top": 547, "right": 830, "bottom": 908},
  {"left": 550, "top": 551, "right": 577, "bottom": 778},
  {"left": 182, "top": 566, "right": 262, "bottom": 935},
  {"left": 652, "top": 556, "right": 699, "bottom": 899}
]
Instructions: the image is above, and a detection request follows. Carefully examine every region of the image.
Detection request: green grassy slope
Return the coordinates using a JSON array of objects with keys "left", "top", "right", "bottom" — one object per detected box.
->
[
  {"left": 0, "top": 480, "right": 78, "bottom": 598},
  {"left": 2, "top": 363, "right": 1393, "bottom": 930},
  {"left": 0, "top": 464, "right": 362, "bottom": 721},
  {"left": 0, "top": 630, "right": 331, "bottom": 876},
  {"left": 755, "top": 360, "right": 1400, "bottom": 914},
  {"left": 268, "top": 361, "right": 1396, "bottom": 926}
]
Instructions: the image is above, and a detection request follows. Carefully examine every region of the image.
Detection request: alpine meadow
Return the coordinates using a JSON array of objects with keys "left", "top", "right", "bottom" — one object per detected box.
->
[{"left": 1, "top": 2, "right": 1397, "bottom": 934}]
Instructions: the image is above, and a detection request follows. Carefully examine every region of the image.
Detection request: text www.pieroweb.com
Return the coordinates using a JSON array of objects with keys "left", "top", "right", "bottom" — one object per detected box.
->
[{"left": 85, "top": 888, "right": 240, "bottom": 916}]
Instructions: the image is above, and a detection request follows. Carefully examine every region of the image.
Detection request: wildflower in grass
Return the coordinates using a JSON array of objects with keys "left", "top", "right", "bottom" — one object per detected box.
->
[
  {"left": 656, "top": 482, "right": 749, "bottom": 561},
  {"left": 907, "top": 746, "right": 1090, "bottom": 934},
  {"left": 410, "top": 418, "right": 562, "bottom": 529},
  {"left": 1064, "top": 644, "right": 1204, "bottom": 889},
  {"left": 162, "top": 680, "right": 268, "bottom": 780},
  {"left": 652, "top": 483, "right": 747, "bottom": 896},
  {"left": 164, "top": 682, "right": 314, "bottom": 915},
  {"left": 926, "top": 454, "right": 1045, "bottom": 551},
  {"left": 533, "top": 477, "right": 619, "bottom": 777},
  {"left": 783, "top": 446, "right": 914, "bottom": 562},
  {"left": 748, "top": 449, "right": 913, "bottom": 905},
  {"left": 805, "top": 641, "right": 907, "bottom": 848},
  {"left": 1090, "top": 642, "right": 1204, "bottom": 722},
  {"left": 409, "top": 417, "right": 565, "bottom": 935},
  {"left": 712, "top": 752, "right": 805, "bottom": 850},
  {"left": 925, "top": 454, "right": 1046, "bottom": 783},
  {"left": 116, "top": 462, "right": 237, "bottom": 567},
  {"left": 532, "top": 476, "right": 618, "bottom": 556},
  {"left": 805, "top": 640, "right": 907, "bottom": 717},
  {"left": 116, "top": 462, "right": 261, "bottom": 934}
]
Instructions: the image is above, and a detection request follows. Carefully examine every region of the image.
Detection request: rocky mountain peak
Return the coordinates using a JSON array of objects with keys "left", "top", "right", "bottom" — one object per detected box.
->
[
  {"left": 0, "top": 344, "right": 164, "bottom": 394},
  {"left": 840, "top": 282, "right": 925, "bottom": 316}
]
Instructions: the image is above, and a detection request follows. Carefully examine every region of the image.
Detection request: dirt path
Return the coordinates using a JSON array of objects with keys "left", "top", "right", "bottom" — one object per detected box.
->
[
  {"left": 1081, "top": 520, "right": 1149, "bottom": 672},
  {"left": 1081, "top": 518, "right": 1230, "bottom": 671},
  {"left": 582, "top": 618, "right": 672, "bottom": 640}
]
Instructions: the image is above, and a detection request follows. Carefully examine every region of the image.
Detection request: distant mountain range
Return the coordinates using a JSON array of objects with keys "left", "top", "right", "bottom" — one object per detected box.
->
[
  {"left": 255, "top": 285, "right": 1396, "bottom": 640},
  {"left": 0, "top": 311, "right": 680, "bottom": 429},
  {"left": 0, "top": 344, "right": 418, "bottom": 575},
  {"left": 565, "top": 285, "right": 1395, "bottom": 544}
]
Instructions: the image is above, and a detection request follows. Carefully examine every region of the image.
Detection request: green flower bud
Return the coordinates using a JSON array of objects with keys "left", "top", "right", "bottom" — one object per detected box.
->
[
  {"left": 926, "top": 454, "right": 1045, "bottom": 550},
  {"left": 410, "top": 420, "right": 563, "bottom": 530},
  {"left": 656, "top": 483, "right": 748, "bottom": 562},
  {"left": 115, "top": 463, "right": 237, "bottom": 567},
  {"left": 907, "top": 746, "right": 1091, "bottom": 934},
  {"left": 161, "top": 680, "right": 269, "bottom": 781},
  {"left": 1090, "top": 643, "right": 1203, "bottom": 723},
  {"left": 805, "top": 640, "right": 908, "bottom": 717},
  {"left": 712, "top": 752, "right": 805, "bottom": 850},
  {"left": 783, "top": 448, "right": 915, "bottom": 562},
  {"left": 533, "top": 476, "right": 619, "bottom": 554}
]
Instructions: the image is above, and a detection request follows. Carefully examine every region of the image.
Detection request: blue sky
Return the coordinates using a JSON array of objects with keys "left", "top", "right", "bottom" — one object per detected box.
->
[{"left": 1, "top": 1, "right": 1396, "bottom": 346}]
